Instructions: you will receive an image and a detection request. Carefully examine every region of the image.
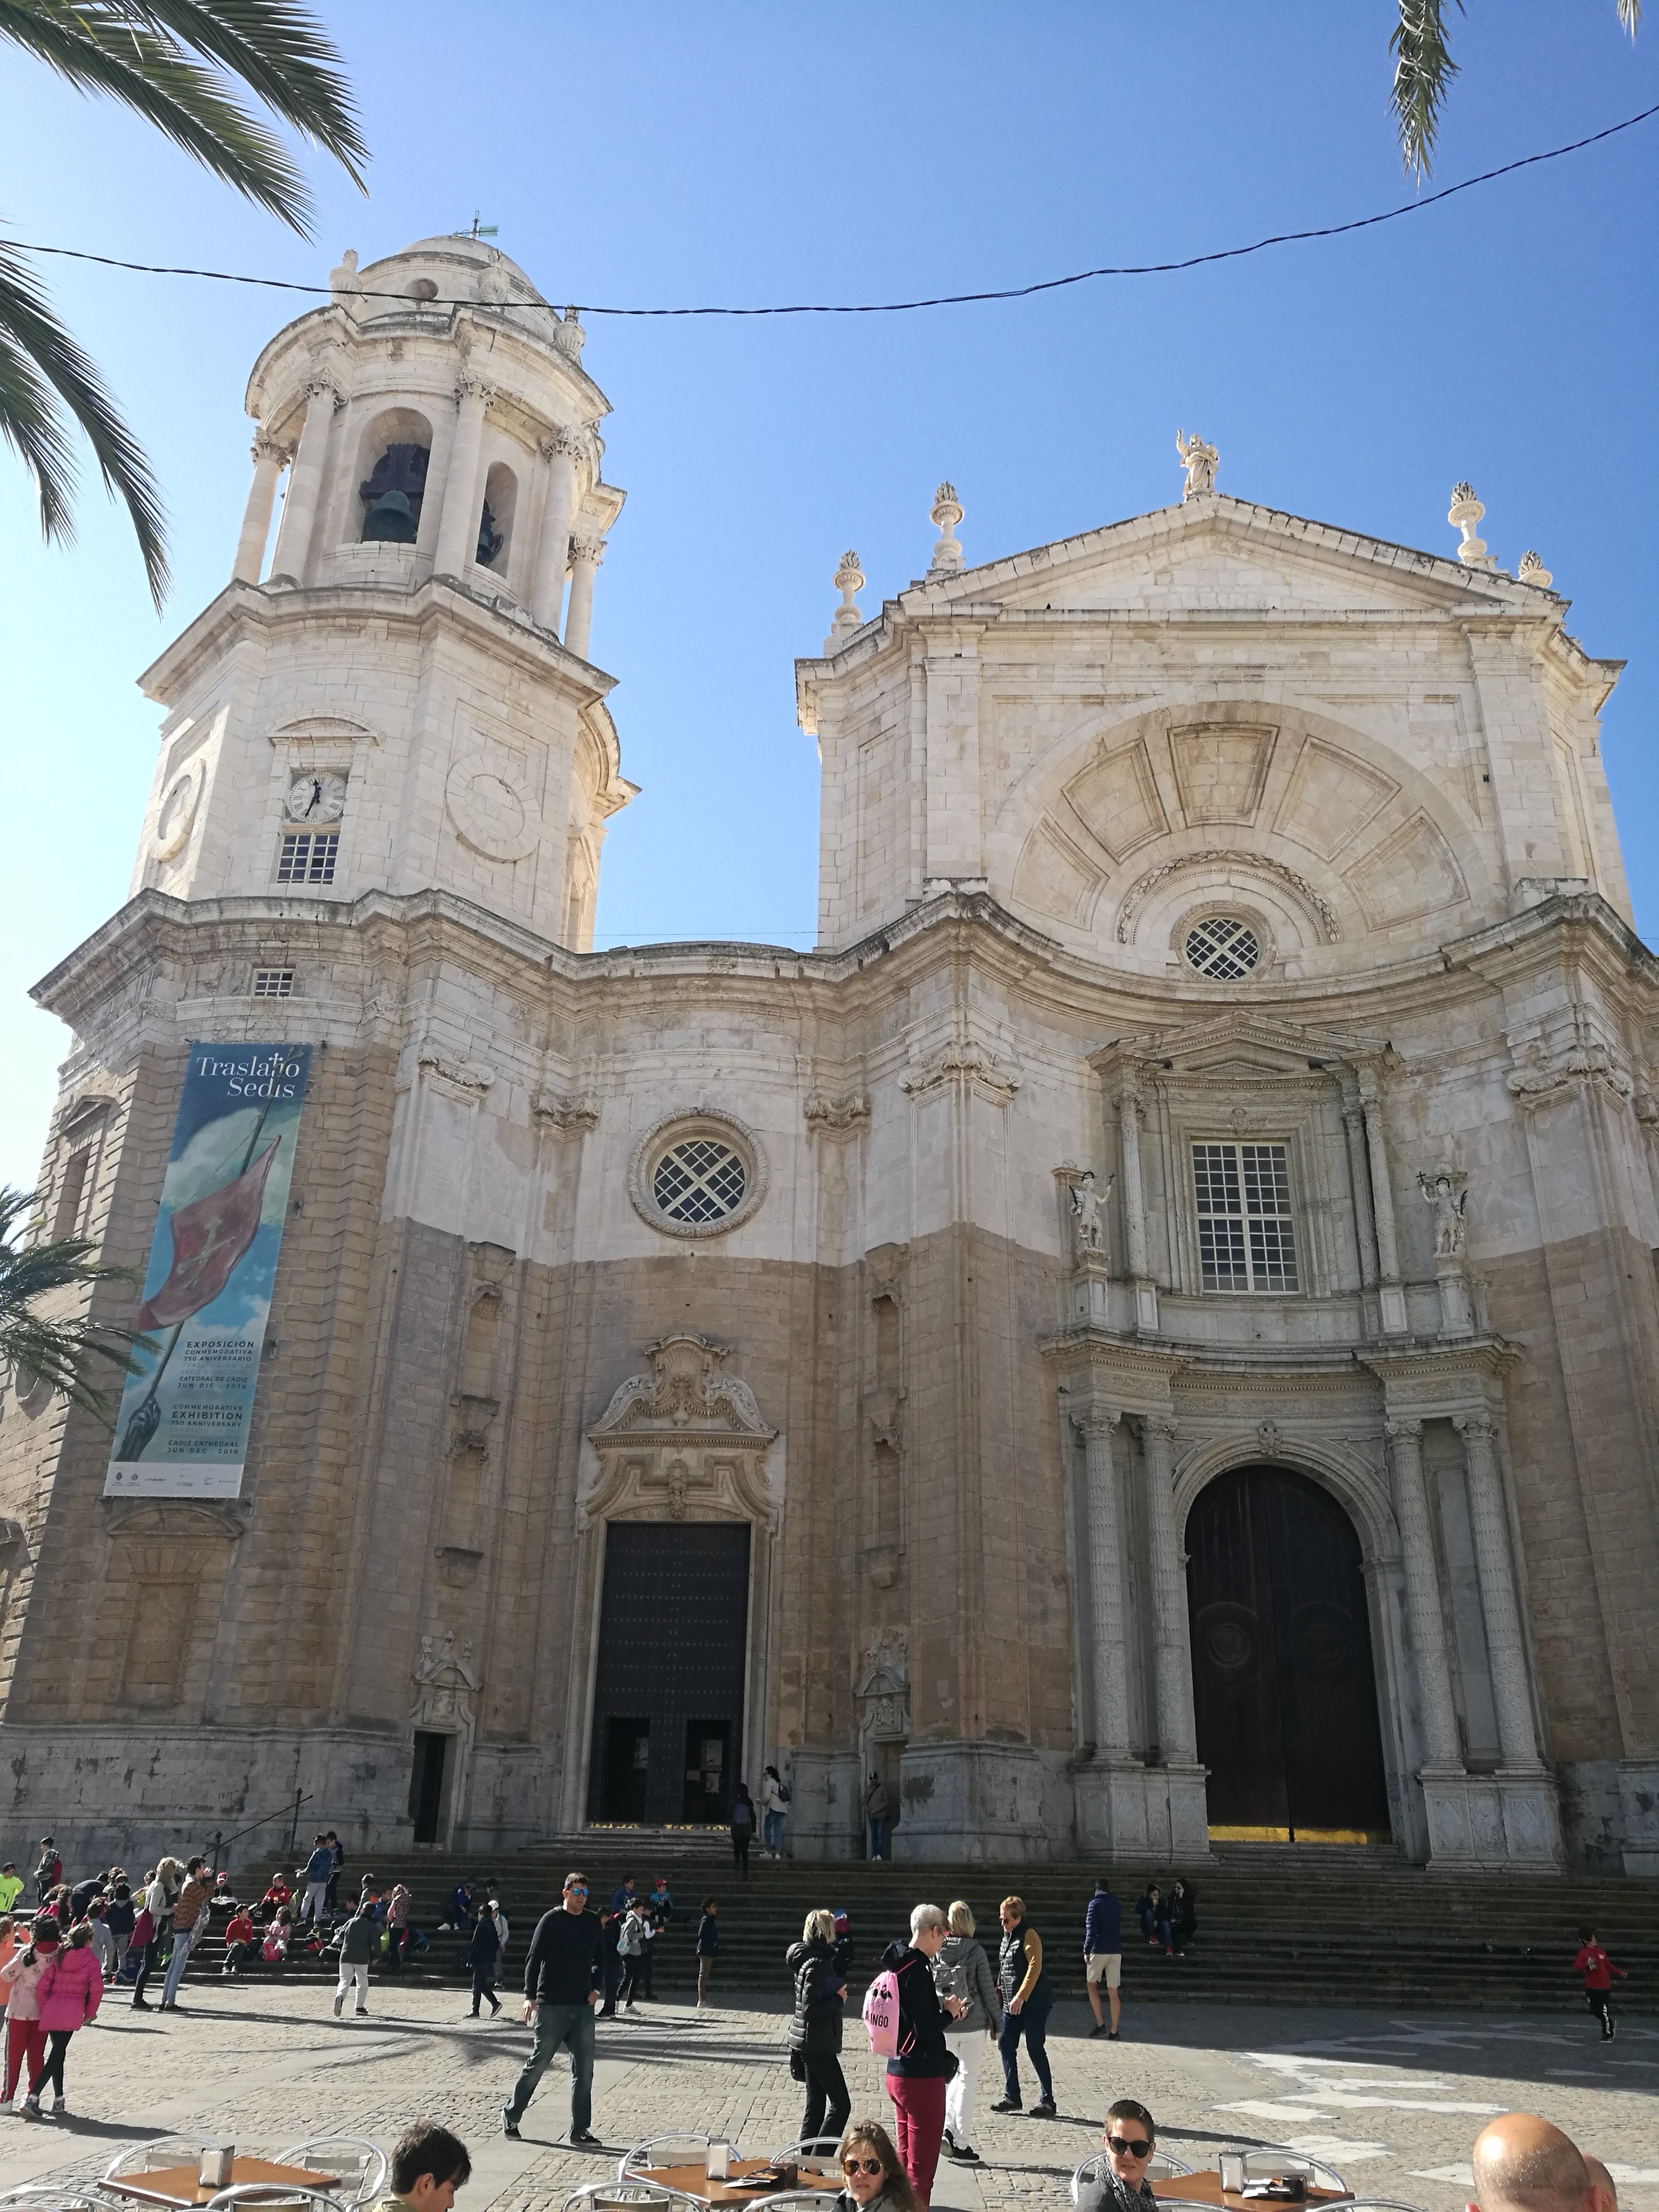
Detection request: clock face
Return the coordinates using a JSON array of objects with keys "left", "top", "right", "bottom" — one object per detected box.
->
[
  {"left": 287, "top": 771, "right": 347, "bottom": 823},
  {"left": 153, "top": 763, "right": 202, "bottom": 861}
]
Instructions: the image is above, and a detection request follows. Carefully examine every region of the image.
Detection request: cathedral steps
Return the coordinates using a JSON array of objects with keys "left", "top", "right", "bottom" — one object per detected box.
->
[{"left": 202, "top": 1840, "right": 1659, "bottom": 2015}]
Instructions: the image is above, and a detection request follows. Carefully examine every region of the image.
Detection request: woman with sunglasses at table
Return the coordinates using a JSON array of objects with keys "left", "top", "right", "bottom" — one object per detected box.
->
[
  {"left": 1078, "top": 2098, "right": 1162, "bottom": 2212},
  {"left": 835, "top": 2119, "right": 922, "bottom": 2212}
]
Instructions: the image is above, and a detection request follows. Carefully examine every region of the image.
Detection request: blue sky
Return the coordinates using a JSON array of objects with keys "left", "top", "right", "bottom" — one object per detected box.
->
[{"left": 2, "top": 2, "right": 1655, "bottom": 1190}]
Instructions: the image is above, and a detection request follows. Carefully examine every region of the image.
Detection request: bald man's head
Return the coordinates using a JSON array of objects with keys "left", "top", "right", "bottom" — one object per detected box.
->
[
  {"left": 1471, "top": 2116, "right": 1593, "bottom": 2212},
  {"left": 1583, "top": 2156, "right": 1617, "bottom": 2212}
]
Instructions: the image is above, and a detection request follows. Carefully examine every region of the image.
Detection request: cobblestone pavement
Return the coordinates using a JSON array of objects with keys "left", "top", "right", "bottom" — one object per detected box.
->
[{"left": 3, "top": 1972, "right": 1655, "bottom": 2209}]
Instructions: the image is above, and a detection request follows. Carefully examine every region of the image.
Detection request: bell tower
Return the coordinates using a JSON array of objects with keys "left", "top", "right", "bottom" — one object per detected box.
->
[{"left": 130, "top": 234, "right": 634, "bottom": 948}]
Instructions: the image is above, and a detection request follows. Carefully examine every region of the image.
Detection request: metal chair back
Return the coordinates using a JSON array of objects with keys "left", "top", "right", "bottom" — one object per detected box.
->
[
  {"left": 273, "top": 2138, "right": 388, "bottom": 2206},
  {"left": 767, "top": 2137, "right": 842, "bottom": 2172},
  {"left": 101, "top": 2144, "right": 210, "bottom": 2184},
  {"left": 0, "top": 2192, "right": 114, "bottom": 2211},
  {"left": 618, "top": 2136, "right": 721, "bottom": 2182},
  {"left": 562, "top": 2189, "right": 706, "bottom": 2212},
  {"left": 1241, "top": 2153, "right": 1350, "bottom": 2196},
  {"left": 204, "top": 2190, "right": 351, "bottom": 2212},
  {"left": 750, "top": 2198, "right": 848, "bottom": 2210},
  {"left": 1148, "top": 2155, "right": 1195, "bottom": 2182},
  {"left": 1326, "top": 2201, "right": 1421, "bottom": 2211}
]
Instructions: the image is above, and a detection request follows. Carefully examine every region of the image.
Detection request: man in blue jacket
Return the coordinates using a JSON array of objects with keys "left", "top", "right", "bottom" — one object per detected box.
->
[{"left": 1083, "top": 1876, "right": 1122, "bottom": 2040}]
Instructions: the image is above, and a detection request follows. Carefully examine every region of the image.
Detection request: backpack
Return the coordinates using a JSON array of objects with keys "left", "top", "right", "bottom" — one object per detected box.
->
[{"left": 862, "top": 1967, "right": 912, "bottom": 2060}]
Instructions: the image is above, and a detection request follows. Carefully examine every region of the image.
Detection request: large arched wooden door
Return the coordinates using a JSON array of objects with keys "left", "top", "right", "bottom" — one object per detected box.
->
[{"left": 1185, "top": 1464, "right": 1391, "bottom": 1839}]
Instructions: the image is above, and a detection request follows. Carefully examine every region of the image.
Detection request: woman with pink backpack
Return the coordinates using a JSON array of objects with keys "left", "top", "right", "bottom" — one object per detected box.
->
[{"left": 864, "top": 1904, "right": 966, "bottom": 2206}]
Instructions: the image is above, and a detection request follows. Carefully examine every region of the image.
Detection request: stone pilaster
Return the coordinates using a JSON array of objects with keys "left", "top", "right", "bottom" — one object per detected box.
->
[{"left": 433, "top": 375, "right": 492, "bottom": 579}]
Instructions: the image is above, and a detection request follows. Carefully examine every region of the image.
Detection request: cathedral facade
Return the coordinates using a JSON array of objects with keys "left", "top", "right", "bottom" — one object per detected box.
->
[{"left": 4, "top": 236, "right": 1657, "bottom": 1877}]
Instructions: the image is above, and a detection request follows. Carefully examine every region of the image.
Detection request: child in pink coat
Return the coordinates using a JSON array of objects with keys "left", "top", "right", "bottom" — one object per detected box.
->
[
  {"left": 23, "top": 1920, "right": 102, "bottom": 2119},
  {"left": 1, "top": 1917, "right": 57, "bottom": 2109}
]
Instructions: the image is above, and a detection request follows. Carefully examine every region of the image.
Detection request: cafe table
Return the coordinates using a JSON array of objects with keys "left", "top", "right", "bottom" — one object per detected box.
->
[
  {"left": 632, "top": 2160, "right": 841, "bottom": 2205},
  {"left": 1152, "top": 2179, "right": 1353, "bottom": 2209},
  {"left": 103, "top": 2159, "right": 343, "bottom": 2208}
]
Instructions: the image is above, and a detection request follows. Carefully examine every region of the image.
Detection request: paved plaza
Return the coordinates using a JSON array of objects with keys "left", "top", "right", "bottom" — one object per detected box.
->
[{"left": 3, "top": 1971, "right": 1654, "bottom": 2209}]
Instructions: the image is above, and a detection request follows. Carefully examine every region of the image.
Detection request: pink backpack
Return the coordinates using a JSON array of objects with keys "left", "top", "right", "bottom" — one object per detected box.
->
[{"left": 862, "top": 1967, "right": 913, "bottom": 2059}]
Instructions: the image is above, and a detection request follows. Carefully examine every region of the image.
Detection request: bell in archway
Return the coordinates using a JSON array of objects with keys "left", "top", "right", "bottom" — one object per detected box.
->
[{"left": 362, "top": 487, "right": 418, "bottom": 544}]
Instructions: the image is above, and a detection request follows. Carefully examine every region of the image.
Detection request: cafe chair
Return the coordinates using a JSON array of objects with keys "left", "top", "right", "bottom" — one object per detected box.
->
[
  {"left": 1322, "top": 2201, "right": 1423, "bottom": 2211},
  {"left": 103, "top": 2143, "right": 219, "bottom": 2186},
  {"left": 767, "top": 2137, "right": 843, "bottom": 2172},
  {"left": 1240, "top": 2153, "right": 1350, "bottom": 2195},
  {"left": 205, "top": 2190, "right": 352, "bottom": 2212},
  {"left": 274, "top": 2137, "right": 389, "bottom": 2206},
  {"left": 1074, "top": 2152, "right": 1194, "bottom": 2204},
  {"left": 618, "top": 2136, "right": 725, "bottom": 2183},
  {"left": 0, "top": 2192, "right": 117, "bottom": 2211},
  {"left": 751, "top": 2197, "right": 845, "bottom": 2210},
  {"left": 561, "top": 2189, "right": 706, "bottom": 2212}
]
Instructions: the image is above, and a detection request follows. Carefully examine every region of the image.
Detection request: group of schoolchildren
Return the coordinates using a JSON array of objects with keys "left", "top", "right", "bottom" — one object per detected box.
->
[{"left": 595, "top": 1873, "right": 678, "bottom": 2012}]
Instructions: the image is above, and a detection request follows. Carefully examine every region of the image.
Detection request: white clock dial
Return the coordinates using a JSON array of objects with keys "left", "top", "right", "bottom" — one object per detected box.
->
[{"left": 287, "top": 770, "right": 347, "bottom": 823}]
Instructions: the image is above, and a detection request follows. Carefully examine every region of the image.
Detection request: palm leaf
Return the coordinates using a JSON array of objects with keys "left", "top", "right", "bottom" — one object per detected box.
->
[
  {"left": 0, "top": 237, "right": 168, "bottom": 605},
  {"left": 1390, "top": 0, "right": 1463, "bottom": 179},
  {"left": 1616, "top": 0, "right": 1641, "bottom": 30},
  {"left": 0, "top": 0, "right": 321, "bottom": 229},
  {"left": 0, "top": 1187, "right": 152, "bottom": 1422}
]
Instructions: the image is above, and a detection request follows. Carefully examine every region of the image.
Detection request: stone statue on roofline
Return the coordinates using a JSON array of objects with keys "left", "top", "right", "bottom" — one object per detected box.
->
[
  {"left": 1176, "top": 428, "right": 1218, "bottom": 498},
  {"left": 1071, "top": 1168, "right": 1112, "bottom": 1254}
]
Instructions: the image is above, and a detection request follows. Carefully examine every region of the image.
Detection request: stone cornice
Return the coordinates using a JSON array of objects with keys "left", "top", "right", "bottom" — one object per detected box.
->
[
  {"left": 138, "top": 573, "right": 617, "bottom": 710},
  {"left": 31, "top": 881, "right": 1657, "bottom": 1058}
]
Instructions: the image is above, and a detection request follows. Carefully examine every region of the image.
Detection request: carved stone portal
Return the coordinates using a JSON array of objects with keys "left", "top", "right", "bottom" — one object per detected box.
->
[{"left": 581, "top": 1333, "right": 779, "bottom": 1531}]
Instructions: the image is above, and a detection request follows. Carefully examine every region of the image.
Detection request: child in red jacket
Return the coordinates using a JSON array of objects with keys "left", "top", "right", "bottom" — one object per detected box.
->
[{"left": 1573, "top": 1926, "right": 1627, "bottom": 2041}]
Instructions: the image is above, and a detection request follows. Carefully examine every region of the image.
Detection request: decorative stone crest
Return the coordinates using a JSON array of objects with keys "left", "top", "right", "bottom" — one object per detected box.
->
[
  {"left": 804, "top": 1090, "right": 871, "bottom": 1136},
  {"left": 855, "top": 1627, "right": 910, "bottom": 1741},
  {"left": 1175, "top": 428, "right": 1218, "bottom": 498},
  {"left": 416, "top": 1043, "right": 494, "bottom": 1098},
  {"left": 583, "top": 1334, "right": 778, "bottom": 1534},
  {"left": 826, "top": 551, "right": 865, "bottom": 652},
  {"left": 1114, "top": 848, "right": 1340, "bottom": 944},
  {"left": 1517, "top": 549, "right": 1553, "bottom": 589},
  {"left": 533, "top": 1090, "right": 600, "bottom": 1133},
  {"left": 900, "top": 1040, "right": 1020, "bottom": 1106}
]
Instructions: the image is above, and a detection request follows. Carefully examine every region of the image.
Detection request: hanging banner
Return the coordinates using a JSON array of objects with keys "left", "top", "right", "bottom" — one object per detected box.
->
[{"left": 104, "top": 1042, "right": 312, "bottom": 1500}]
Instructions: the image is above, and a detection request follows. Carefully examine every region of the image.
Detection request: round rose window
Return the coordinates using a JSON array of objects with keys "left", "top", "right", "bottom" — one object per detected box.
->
[{"left": 1185, "top": 915, "right": 1260, "bottom": 979}]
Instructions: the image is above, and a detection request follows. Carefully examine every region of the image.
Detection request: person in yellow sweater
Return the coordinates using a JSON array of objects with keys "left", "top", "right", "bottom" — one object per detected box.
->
[{"left": 990, "top": 1895, "right": 1055, "bottom": 2119}]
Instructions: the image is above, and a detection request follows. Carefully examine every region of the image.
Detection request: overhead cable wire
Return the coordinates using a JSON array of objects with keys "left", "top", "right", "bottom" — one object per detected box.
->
[{"left": 4, "top": 99, "right": 1657, "bottom": 317}]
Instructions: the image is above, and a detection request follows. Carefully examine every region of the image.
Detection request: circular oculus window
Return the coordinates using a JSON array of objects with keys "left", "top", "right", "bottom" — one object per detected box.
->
[
  {"left": 1185, "top": 914, "right": 1261, "bottom": 979},
  {"left": 628, "top": 1113, "right": 769, "bottom": 1239}
]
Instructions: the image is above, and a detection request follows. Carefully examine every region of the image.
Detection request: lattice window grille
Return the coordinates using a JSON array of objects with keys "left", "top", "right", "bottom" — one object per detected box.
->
[
  {"left": 1193, "top": 1141, "right": 1299, "bottom": 1292},
  {"left": 277, "top": 830, "right": 339, "bottom": 885},
  {"left": 652, "top": 1138, "right": 748, "bottom": 1225},
  {"left": 1185, "top": 915, "right": 1260, "bottom": 979},
  {"left": 251, "top": 968, "right": 295, "bottom": 998}
]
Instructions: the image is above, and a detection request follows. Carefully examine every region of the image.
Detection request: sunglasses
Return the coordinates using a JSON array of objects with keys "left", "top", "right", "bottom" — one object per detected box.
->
[
  {"left": 566, "top": 1885, "right": 588, "bottom": 1896},
  {"left": 1109, "top": 2138, "right": 1153, "bottom": 2159},
  {"left": 842, "top": 2159, "right": 885, "bottom": 2177}
]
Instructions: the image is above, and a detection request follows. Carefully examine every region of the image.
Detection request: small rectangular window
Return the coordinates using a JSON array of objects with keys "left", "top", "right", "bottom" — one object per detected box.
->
[
  {"left": 277, "top": 830, "right": 338, "bottom": 885},
  {"left": 251, "top": 967, "right": 294, "bottom": 998},
  {"left": 1193, "top": 1141, "right": 1299, "bottom": 1292}
]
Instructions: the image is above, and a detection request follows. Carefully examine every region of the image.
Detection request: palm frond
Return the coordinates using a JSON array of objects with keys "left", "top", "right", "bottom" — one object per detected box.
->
[
  {"left": 0, "top": 0, "right": 319, "bottom": 229},
  {"left": 1390, "top": 0, "right": 1464, "bottom": 180},
  {"left": 1615, "top": 0, "right": 1641, "bottom": 32},
  {"left": 0, "top": 1188, "right": 152, "bottom": 1423},
  {"left": 0, "top": 239, "right": 168, "bottom": 605}
]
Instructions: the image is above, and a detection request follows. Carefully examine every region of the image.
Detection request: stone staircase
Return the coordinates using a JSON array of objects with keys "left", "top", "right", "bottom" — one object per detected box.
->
[{"left": 180, "top": 1835, "right": 1659, "bottom": 2016}]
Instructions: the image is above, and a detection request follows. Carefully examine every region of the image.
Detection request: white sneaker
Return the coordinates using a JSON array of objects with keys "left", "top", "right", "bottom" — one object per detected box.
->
[
  {"left": 0, "top": 2095, "right": 12, "bottom": 2111},
  {"left": 49, "top": 2097, "right": 66, "bottom": 2118},
  {"left": 333, "top": 1991, "right": 344, "bottom": 2017}
]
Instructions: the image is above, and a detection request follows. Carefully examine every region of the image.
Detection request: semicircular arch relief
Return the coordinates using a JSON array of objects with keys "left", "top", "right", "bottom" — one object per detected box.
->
[
  {"left": 989, "top": 696, "right": 1497, "bottom": 969},
  {"left": 1172, "top": 1428, "right": 1400, "bottom": 1569}
]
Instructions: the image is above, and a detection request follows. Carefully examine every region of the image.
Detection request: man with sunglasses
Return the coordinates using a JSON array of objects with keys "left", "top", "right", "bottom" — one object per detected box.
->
[
  {"left": 1077, "top": 2099, "right": 1161, "bottom": 2212},
  {"left": 502, "top": 1872, "right": 603, "bottom": 2147}
]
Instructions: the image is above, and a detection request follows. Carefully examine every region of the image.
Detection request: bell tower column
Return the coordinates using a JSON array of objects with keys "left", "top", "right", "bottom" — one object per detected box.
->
[
  {"left": 268, "top": 376, "right": 341, "bottom": 584},
  {"left": 531, "top": 428, "right": 582, "bottom": 633},
  {"left": 565, "top": 535, "right": 605, "bottom": 660},
  {"left": 233, "top": 431, "right": 287, "bottom": 584},
  {"left": 434, "top": 374, "right": 492, "bottom": 578}
]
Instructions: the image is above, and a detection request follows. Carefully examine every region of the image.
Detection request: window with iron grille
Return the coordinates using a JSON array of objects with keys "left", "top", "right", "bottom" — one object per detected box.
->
[
  {"left": 652, "top": 1138, "right": 747, "bottom": 1225},
  {"left": 1185, "top": 915, "right": 1260, "bottom": 979},
  {"left": 251, "top": 968, "right": 294, "bottom": 998},
  {"left": 1192, "top": 1141, "right": 1299, "bottom": 1292},
  {"left": 276, "top": 830, "right": 338, "bottom": 885}
]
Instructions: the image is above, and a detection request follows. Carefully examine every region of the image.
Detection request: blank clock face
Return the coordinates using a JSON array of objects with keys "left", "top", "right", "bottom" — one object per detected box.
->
[
  {"left": 153, "top": 764, "right": 202, "bottom": 860},
  {"left": 287, "top": 771, "right": 347, "bottom": 823}
]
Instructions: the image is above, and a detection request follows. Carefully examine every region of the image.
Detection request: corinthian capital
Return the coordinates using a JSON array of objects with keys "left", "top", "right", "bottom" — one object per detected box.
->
[
  {"left": 250, "top": 429, "right": 289, "bottom": 466},
  {"left": 569, "top": 533, "right": 605, "bottom": 567},
  {"left": 1073, "top": 1406, "right": 1120, "bottom": 1444},
  {"left": 455, "top": 372, "right": 495, "bottom": 407},
  {"left": 1384, "top": 1416, "right": 1424, "bottom": 1444},
  {"left": 1453, "top": 1409, "right": 1497, "bottom": 1443},
  {"left": 540, "top": 423, "right": 588, "bottom": 464}
]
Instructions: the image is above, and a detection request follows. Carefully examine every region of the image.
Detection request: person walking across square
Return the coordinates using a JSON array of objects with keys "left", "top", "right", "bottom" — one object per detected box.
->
[
  {"left": 935, "top": 1900, "right": 999, "bottom": 2165},
  {"left": 991, "top": 1895, "right": 1054, "bottom": 2119},
  {"left": 23, "top": 1918, "right": 102, "bottom": 2119},
  {"left": 1573, "top": 1928, "right": 1627, "bottom": 2040},
  {"left": 695, "top": 1897, "right": 719, "bottom": 2006},
  {"left": 466, "top": 1900, "right": 503, "bottom": 2016},
  {"left": 161, "top": 1857, "right": 210, "bottom": 2011},
  {"left": 334, "top": 1889, "right": 380, "bottom": 2020},
  {"left": 502, "top": 1871, "right": 603, "bottom": 2146},
  {"left": 1084, "top": 1876, "right": 1122, "bottom": 2040}
]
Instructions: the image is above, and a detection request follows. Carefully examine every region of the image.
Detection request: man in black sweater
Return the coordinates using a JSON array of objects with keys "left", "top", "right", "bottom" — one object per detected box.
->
[{"left": 502, "top": 1870, "right": 603, "bottom": 2145}]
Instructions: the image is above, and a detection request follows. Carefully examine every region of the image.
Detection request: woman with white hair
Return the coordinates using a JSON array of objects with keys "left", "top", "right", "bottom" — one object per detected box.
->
[
  {"left": 933, "top": 1900, "right": 999, "bottom": 2164},
  {"left": 876, "top": 1903, "right": 966, "bottom": 2205}
]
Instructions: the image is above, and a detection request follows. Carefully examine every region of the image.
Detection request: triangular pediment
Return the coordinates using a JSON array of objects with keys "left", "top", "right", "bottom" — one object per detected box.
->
[
  {"left": 903, "top": 493, "right": 1527, "bottom": 623},
  {"left": 1090, "top": 1010, "right": 1383, "bottom": 1081}
]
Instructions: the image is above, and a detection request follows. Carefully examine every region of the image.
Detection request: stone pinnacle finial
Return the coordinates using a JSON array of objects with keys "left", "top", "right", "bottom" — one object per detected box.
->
[
  {"left": 329, "top": 247, "right": 360, "bottom": 299},
  {"left": 1448, "top": 482, "right": 1496, "bottom": 570},
  {"left": 552, "top": 306, "right": 586, "bottom": 360},
  {"left": 1517, "top": 549, "right": 1554, "bottom": 590},
  {"left": 825, "top": 550, "right": 865, "bottom": 653},
  {"left": 928, "top": 482, "right": 964, "bottom": 576}
]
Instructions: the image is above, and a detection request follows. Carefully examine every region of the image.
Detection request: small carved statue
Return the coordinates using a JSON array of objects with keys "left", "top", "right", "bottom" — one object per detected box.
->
[
  {"left": 1071, "top": 1169, "right": 1112, "bottom": 1254},
  {"left": 1419, "top": 1168, "right": 1468, "bottom": 1259},
  {"left": 1175, "top": 428, "right": 1219, "bottom": 498}
]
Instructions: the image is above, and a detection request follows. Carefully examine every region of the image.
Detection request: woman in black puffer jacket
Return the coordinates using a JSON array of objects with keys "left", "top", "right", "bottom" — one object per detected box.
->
[{"left": 787, "top": 1908, "right": 850, "bottom": 2150}]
